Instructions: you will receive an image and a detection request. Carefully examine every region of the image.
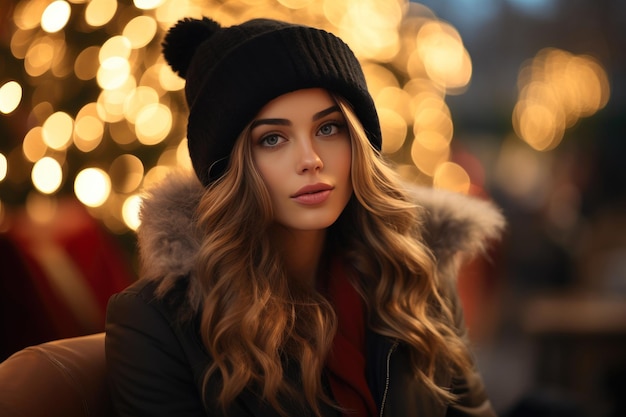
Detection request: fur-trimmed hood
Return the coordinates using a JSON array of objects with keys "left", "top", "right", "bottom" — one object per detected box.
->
[{"left": 137, "top": 171, "right": 505, "bottom": 310}]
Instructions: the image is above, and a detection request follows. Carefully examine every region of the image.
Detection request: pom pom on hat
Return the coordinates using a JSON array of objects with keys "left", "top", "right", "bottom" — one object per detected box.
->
[{"left": 162, "top": 17, "right": 221, "bottom": 79}]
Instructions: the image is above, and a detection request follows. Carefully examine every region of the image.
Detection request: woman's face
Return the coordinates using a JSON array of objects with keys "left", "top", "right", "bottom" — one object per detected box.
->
[{"left": 250, "top": 88, "right": 353, "bottom": 232}]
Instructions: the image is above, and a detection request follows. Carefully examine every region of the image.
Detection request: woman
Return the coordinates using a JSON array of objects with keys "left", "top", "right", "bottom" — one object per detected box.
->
[{"left": 105, "top": 16, "right": 505, "bottom": 417}]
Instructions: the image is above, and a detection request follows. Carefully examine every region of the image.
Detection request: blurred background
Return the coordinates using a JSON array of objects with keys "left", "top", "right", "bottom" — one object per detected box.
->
[{"left": 0, "top": 0, "right": 624, "bottom": 416}]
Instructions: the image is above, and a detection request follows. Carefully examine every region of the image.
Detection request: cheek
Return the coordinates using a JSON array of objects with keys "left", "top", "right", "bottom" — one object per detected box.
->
[
  {"left": 331, "top": 141, "right": 352, "bottom": 181},
  {"left": 254, "top": 157, "right": 284, "bottom": 196}
]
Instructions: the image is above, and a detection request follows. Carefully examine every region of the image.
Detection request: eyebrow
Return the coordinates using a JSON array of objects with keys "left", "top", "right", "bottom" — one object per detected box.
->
[{"left": 250, "top": 105, "right": 341, "bottom": 129}]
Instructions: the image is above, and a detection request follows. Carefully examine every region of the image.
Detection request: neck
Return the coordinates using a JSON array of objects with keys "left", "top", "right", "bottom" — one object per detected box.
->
[{"left": 271, "top": 226, "right": 327, "bottom": 287}]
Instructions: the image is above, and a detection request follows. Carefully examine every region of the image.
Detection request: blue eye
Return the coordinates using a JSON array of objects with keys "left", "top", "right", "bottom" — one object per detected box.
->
[
  {"left": 260, "top": 134, "right": 284, "bottom": 147},
  {"left": 318, "top": 122, "right": 342, "bottom": 136}
]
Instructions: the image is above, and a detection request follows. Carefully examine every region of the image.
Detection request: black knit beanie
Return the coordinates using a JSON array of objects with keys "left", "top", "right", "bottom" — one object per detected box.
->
[{"left": 162, "top": 17, "right": 382, "bottom": 186}]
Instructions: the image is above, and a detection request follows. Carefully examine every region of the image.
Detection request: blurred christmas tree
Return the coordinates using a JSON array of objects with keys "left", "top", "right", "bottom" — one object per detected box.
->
[{"left": 0, "top": 0, "right": 476, "bottom": 237}]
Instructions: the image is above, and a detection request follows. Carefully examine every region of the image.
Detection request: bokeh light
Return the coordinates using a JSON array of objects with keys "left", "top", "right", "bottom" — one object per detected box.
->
[
  {"left": 513, "top": 48, "right": 610, "bottom": 151},
  {"left": 32, "top": 157, "right": 63, "bottom": 194},
  {"left": 22, "top": 127, "right": 47, "bottom": 162},
  {"left": 3, "top": 0, "right": 490, "bottom": 234},
  {"left": 110, "top": 154, "right": 144, "bottom": 194},
  {"left": 75, "top": 46, "right": 100, "bottom": 81},
  {"left": 74, "top": 168, "right": 111, "bottom": 207},
  {"left": 42, "top": 111, "right": 74, "bottom": 150},
  {"left": 0, "top": 154, "right": 7, "bottom": 182},
  {"left": 0, "top": 81, "right": 23, "bottom": 114},
  {"left": 73, "top": 103, "right": 105, "bottom": 152},
  {"left": 122, "top": 194, "right": 142, "bottom": 230},
  {"left": 85, "top": 0, "right": 118, "bottom": 27},
  {"left": 134, "top": 0, "right": 167, "bottom": 10},
  {"left": 416, "top": 20, "right": 472, "bottom": 92},
  {"left": 123, "top": 16, "right": 158, "bottom": 49},
  {"left": 433, "top": 161, "right": 470, "bottom": 194},
  {"left": 135, "top": 103, "right": 173, "bottom": 145},
  {"left": 41, "top": 1, "right": 72, "bottom": 33}
]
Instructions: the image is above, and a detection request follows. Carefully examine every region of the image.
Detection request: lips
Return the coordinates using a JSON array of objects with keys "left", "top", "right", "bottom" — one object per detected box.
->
[{"left": 291, "top": 183, "right": 334, "bottom": 205}]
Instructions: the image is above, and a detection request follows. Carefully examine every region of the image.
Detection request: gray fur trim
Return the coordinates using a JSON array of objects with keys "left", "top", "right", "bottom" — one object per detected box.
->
[
  {"left": 136, "top": 170, "right": 204, "bottom": 306},
  {"left": 405, "top": 184, "right": 505, "bottom": 266},
  {"left": 137, "top": 171, "right": 505, "bottom": 307}
]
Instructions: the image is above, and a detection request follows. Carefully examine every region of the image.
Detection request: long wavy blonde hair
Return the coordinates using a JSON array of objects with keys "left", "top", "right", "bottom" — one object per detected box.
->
[{"left": 194, "top": 94, "right": 473, "bottom": 416}]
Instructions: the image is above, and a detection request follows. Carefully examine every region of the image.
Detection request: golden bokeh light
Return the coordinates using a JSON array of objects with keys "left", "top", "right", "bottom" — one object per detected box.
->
[
  {"left": 41, "top": 0, "right": 71, "bottom": 33},
  {"left": 42, "top": 111, "right": 74, "bottom": 150},
  {"left": 135, "top": 103, "right": 173, "bottom": 145},
  {"left": 395, "top": 163, "right": 431, "bottom": 186},
  {"left": 277, "top": 0, "right": 314, "bottom": 9},
  {"left": 85, "top": 0, "right": 118, "bottom": 27},
  {"left": 378, "top": 108, "right": 407, "bottom": 154},
  {"left": 109, "top": 154, "right": 144, "bottom": 194},
  {"left": 74, "top": 115, "right": 105, "bottom": 152},
  {"left": 176, "top": 138, "right": 193, "bottom": 170},
  {"left": 122, "top": 194, "right": 143, "bottom": 231},
  {"left": 25, "top": 37, "right": 55, "bottom": 77},
  {"left": 404, "top": 79, "right": 445, "bottom": 111},
  {"left": 512, "top": 100, "right": 564, "bottom": 151},
  {"left": 100, "top": 36, "right": 132, "bottom": 63},
  {"left": 74, "top": 168, "right": 111, "bottom": 207},
  {"left": 109, "top": 120, "right": 136, "bottom": 145},
  {"left": 416, "top": 21, "right": 471, "bottom": 92},
  {"left": 513, "top": 47, "right": 610, "bottom": 151},
  {"left": 0, "top": 81, "right": 23, "bottom": 114},
  {"left": 75, "top": 46, "right": 101, "bottom": 81},
  {"left": 413, "top": 104, "right": 453, "bottom": 144},
  {"left": 13, "top": 0, "right": 49, "bottom": 30},
  {"left": 10, "top": 28, "right": 32, "bottom": 60},
  {"left": 157, "top": 147, "right": 179, "bottom": 167},
  {"left": 30, "top": 101, "right": 54, "bottom": 126},
  {"left": 73, "top": 103, "right": 105, "bottom": 152},
  {"left": 362, "top": 63, "right": 400, "bottom": 99},
  {"left": 154, "top": 0, "right": 203, "bottom": 27},
  {"left": 376, "top": 86, "right": 413, "bottom": 123},
  {"left": 96, "top": 94, "right": 123, "bottom": 123},
  {"left": 159, "top": 64, "right": 186, "bottom": 91},
  {"left": 433, "top": 161, "right": 470, "bottom": 194},
  {"left": 123, "top": 16, "right": 158, "bottom": 49},
  {"left": 143, "top": 165, "right": 172, "bottom": 189},
  {"left": 22, "top": 127, "right": 47, "bottom": 162},
  {"left": 410, "top": 131, "right": 450, "bottom": 176},
  {"left": 97, "top": 84, "right": 135, "bottom": 123},
  {"left": 4, "top": 0, "right": 486, "bottom": 234},
  {"left": 124, "top": 86, "right": 160, "bottom": 124},
  {"left": 134, "top": 0, "right": 167, "bottom": 10},
  {"left": 0, "top": 153, "right": 7, "bottom": 182},
  {"left": 338, "top": 0, "right": 403, "bottom": 62},
  {"left": 97, "top": 57, "right": 132, "bottom": 91},
  {"left": 32, "top": 157, "right": 63, "bottom": 194}
]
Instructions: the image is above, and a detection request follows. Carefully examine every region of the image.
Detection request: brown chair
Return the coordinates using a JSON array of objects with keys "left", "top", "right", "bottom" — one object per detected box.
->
[{"left": 0, "top": 333, "right": 114, "bottom": 417}]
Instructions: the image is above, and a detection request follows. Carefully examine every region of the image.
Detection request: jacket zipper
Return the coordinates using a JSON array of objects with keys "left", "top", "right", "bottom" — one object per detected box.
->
[{"left": 379, "top": 341, "right": 398, "bottom": 417}]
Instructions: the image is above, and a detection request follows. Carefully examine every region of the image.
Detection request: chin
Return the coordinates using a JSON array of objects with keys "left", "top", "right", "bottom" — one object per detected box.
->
[{"left": 279, "top": 213, "right": 342, "bottom": 232}]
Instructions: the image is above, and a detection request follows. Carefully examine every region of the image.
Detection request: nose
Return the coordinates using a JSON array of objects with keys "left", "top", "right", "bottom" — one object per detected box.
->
[{"left": 296, "top": 137, "right": 323, "bottom": 174}]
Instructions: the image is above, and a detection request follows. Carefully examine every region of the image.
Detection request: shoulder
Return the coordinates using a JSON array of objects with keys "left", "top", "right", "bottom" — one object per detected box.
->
[
  {"left": 136, "top": 170, "right": 205, "bottom": 312},
  {"left": 403, "top": 184, "right": 505, "bottom": 283},
  {"left": 105, "top": 279, "right": 215, "bottom": 417},
  {"left": 105, "top": 277, "right": 210, "bottom": 390},
  {"left": 406, "top": 184, "right": 505, "bottom": 263},
  {"left": 106, "top": 276, "right": 196, "bottom": 330}
]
